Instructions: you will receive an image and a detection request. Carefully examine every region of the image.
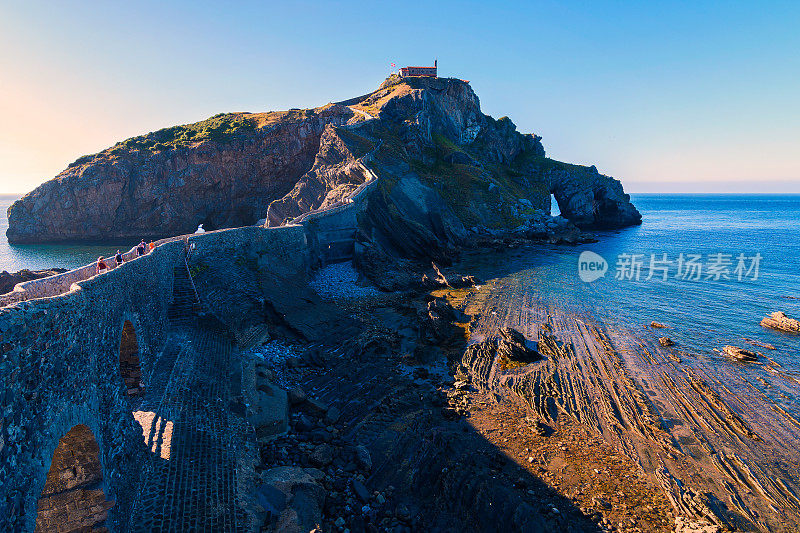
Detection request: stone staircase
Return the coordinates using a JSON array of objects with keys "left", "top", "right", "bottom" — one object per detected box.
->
[
  {"left": 167, "top": 253, "right": 201, "bottom": 327},
  {"left": 125, "top": 252, "right": 254, "bottom": 532}
]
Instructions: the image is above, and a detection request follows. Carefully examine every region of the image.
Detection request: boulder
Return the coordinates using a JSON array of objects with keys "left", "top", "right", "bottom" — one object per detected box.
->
[
  {"left": 251, "top": 383, "right": 288, "bottom": 441},
  {"left": 760, "top": 311, "right": 800, "bottom": 333},
  {"left": 722, "top": 345, "right": 758, "bottom": 362},
  {"left": 497, "top": 327, "right": 541, "bottom": 363},
  {"left": 354, "top": 445, "right": 372, "bottom": 471},
  {"left": 352, "top": 479, "right": 371, "bottom": 503},
  {"left": 287, "top": 387, "right": 307, "bottom": 406},
  {"left": 659, "top": 337, "right": 675, "bottom": 347},
  {"left": 309, "top": 444, "right": 334, "bottom": 467},
  {"left": 323, "top": 406, "right": 341, "bottom": 425},
  {"left": 259, "top": 467, "right": 326, "bottom": 533}
]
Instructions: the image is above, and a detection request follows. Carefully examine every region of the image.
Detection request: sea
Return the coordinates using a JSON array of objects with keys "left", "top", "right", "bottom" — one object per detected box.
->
[
  {"left": 462, "top": 193, "right": 800, "bottom": 371},
  {"left": 0, "top": 194, "right": 138, "bottom": 272},
  {"left": 1, "top": 192, "right": 798, "bottom": 366}
]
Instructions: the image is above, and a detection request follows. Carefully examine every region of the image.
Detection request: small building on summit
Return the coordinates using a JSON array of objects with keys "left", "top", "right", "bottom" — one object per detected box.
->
[{"left": 399, "top": 60, "right": 437, "bottom": 78}]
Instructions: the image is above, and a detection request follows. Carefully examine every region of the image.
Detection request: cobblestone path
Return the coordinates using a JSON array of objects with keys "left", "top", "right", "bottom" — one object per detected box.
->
[{"left": 125, "top": 261, "right": 255, "bottom": 532}]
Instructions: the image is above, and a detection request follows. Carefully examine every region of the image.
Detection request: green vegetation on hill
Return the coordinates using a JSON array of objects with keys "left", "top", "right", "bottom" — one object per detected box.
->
[
  {"left": 109, "top": 113, "right": 258, "bottom": 154},
  {"left": 410, "top": 136, "right": 549, "bottom": 228},
  {"left": 335, "top": 128, "right": 377, "bottom": 159},
  {"left": 512, "top": 150, "right": 591, "bottom": 176}
]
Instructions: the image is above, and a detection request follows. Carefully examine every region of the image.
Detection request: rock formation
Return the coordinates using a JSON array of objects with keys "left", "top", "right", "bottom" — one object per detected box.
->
[
  {"left": 0, "top": 268, "right": 67, "bottom": 294},
  {"left": 8, "top": 76, "right": 641, "bottom": 246},
  {"left": 7, "top": 107, "right": 355, "bottom": 243},
  {"left": 722, "top": 345, "right": 758, "bottom": 362},
  {"left": 760, "top": 311, "right": 800, "bottom": 333}
]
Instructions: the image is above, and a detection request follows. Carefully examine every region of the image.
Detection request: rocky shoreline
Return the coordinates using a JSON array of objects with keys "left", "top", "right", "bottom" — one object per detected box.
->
[
  {"left": 235, "top": 233, "right": 800, "bottom": 532},
  {"left": 235, "top": 243, "right": 692, "bottom": 532},
  {"left": 0, "top": 268, "right": 66, "bottom": 295}
]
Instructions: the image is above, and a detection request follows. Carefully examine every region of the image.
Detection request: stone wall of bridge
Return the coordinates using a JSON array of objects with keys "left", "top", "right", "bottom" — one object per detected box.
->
[
  {"left": 0, "top": 163, "right": 377, "bottom": 531},
  {"left": 0, "top": 240, "right": 183, "bottom": 532}
]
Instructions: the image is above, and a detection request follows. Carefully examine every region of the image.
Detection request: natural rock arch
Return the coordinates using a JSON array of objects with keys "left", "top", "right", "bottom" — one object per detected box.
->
[
  {"left": 119, "top": 319, "right": 144, "bottom": 396},
  {"left": 35, "top": 424, "right": 115, "bottom": 532}
]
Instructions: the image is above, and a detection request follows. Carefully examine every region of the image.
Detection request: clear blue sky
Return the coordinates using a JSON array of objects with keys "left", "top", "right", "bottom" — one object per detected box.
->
[{"left": 2, "top": 0, "right": 799, "bottom": 193}]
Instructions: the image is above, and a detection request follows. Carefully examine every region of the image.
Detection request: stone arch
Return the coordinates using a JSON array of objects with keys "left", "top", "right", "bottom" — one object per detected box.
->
[
  {"left": 119, "top": 319, "right": 144, "bottom": 396},
  {"left": 35, "top": 424, "right": 114, "bottom": 532}
]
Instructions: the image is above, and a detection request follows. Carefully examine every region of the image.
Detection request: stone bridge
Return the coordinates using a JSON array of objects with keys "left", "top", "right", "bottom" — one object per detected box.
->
[{"left": 0, "top": 170, "right": 372, "bottom": 531}]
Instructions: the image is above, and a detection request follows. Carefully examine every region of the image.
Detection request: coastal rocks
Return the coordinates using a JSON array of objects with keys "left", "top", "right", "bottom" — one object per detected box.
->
[
  {"left": 512, "top": 211, "right": 594, "bottom": 245},
  {"left": 251, "top": 382, "right": 289, "bottom": 442},
  {"left": 8, "top": 106, "right": 355, "bottom": 243},
  {"left": 650, "top": 321, "right": 668, "bottom": 329},
  {"left": 722, "top": 345, "right": 758, "bottom": 362},
  {"left": 258, "top": 466, "right": 326, "bottom": 532},
  {"left": 545, "top": 164, "right": 642, "bottom": 229},
  {"left": 659, "top": 337, "right": 675, "bottom": 347},
  {"left": 760, "top": 311, "right": 800, "bottom": 333},
  {"left": 0, "top": 268, "right": 67, "bottom": 294},
  {"left": 9, "top": 75, "right": 642, "bottom": 255},
  {"left": 497, "top": 327, "right": 541, "bottom": 363},
  {"left": 418, "top": 297, "right": 464, "bottom": 342},
  {"left": 462, "top": 327, "right": 541, "bottom": 388}
]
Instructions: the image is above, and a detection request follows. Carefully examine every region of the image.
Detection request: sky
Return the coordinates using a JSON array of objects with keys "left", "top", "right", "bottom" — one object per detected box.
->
[{"left": 1, "top": 0, "right": 799, "bottom": 194}]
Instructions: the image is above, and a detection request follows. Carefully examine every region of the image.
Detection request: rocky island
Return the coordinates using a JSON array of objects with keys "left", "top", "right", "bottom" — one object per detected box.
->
[
  {"left": 7, "top": 76, "right": 640, "bottom": 245},
  {"left": 6, "top": 75, "right": 797, "bottom": 533}
]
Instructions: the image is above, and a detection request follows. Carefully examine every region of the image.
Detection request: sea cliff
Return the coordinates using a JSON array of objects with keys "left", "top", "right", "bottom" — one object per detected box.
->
[{"left": 7, "top": 76, "right": 640, "bottom": 245}]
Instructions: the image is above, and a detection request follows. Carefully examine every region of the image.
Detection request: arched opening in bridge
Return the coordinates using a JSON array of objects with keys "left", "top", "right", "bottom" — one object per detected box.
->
[
  {"left": 35, "top": 424, "right": 114, "bottom": 532},
  {"left": 119, "top": 320, "right": 144, "bottom": 397}
]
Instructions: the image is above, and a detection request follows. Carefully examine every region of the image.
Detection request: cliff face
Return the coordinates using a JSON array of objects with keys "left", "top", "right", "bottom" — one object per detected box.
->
[
  {"left": 7, "top": 106, "right": 355, "bottom": 243},
  {"left": 7, "top": 76, "right": 640, "bottom": 245}
]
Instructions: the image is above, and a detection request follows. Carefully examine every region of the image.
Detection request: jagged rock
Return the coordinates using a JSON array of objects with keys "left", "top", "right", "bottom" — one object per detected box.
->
[
  {"left": 287, "top": 387, "right": 307, "bottom": 406},
  {"left": 722, "top": 345, "right": 758, "bottom": 362},
  {"left": 497, "top": 327, "right": 541, "bottom": 363},
  {"left": 0, "top": 268, "right": 67, "bottom": 294},
  {"left": 760, "top": 311, "right": 800, "bottom": 333},
  {"left": 251, "top": 383, "right": 288, "bottom": 441},
  {"left": 430, "top": 263, "right": 481, "bottom": 289},
  {"left": 659, "top": 337, "right": 675, "bottom": 347},
  {"left": 9, "top": 76, "right": 641, "bottom": 254},
  {"left": 650, "top": 321, "right": 668, "bottom": 328},
  {"left": 259, "top": 467, "right": 326, "bottom": 533}
]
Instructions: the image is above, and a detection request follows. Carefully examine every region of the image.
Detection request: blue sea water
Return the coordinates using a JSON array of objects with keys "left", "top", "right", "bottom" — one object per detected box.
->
[
  {"left": 0, "top": 195, "right": 137, "bottom": 272},
  {"left": 463, "top": 193, "right": 800, "bottom": 370}
]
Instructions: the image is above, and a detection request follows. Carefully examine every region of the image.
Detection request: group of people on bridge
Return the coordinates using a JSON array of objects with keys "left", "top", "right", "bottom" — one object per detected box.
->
[{"left": 96, "top": 239, "right": 155, "bottom": 275}]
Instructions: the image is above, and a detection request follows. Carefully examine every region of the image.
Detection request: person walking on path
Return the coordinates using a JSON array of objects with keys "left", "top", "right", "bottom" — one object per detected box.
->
[
  {"left": 114, "top": 250, "right": 124, "bottom": 267},
  {"left": 137, "top": 240, "right": 147, "bottom": 256},
  {"left": 96, "top": 256, "right": 108, "bottom": 275},
  {"left": 148, "top": 241, "right": 155, "bottom": 252}
]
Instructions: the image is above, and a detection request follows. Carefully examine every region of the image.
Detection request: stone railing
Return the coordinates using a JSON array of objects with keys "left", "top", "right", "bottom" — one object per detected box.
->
[
  {"left": 0, "top": 245, "right": 137, "bottom": 307},
  {"left": 0, "top": 234, "right": 193, "bottom": 308}
]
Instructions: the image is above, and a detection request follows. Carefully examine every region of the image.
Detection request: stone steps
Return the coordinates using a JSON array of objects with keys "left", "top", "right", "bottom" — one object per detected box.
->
[{"left": 127, "top": 328, "right": 252, "bottom": 532}]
